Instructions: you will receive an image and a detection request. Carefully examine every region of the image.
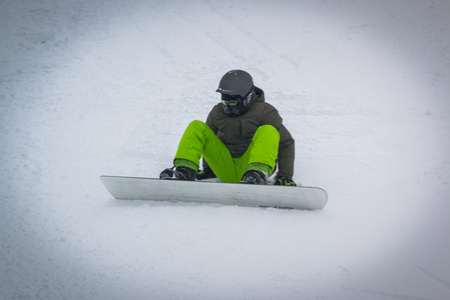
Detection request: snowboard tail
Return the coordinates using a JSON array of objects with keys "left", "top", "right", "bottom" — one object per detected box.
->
[{"left": 100, "top": 175, "right": 327, "bottom": 210}]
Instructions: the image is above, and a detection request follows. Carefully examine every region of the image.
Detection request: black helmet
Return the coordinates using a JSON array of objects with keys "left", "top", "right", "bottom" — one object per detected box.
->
[
  {"left": 216, "top": 70, "right": 254, "bottom": 97},
  {"left": 216, "top": 70, "right": 256, "bottom": 117}
]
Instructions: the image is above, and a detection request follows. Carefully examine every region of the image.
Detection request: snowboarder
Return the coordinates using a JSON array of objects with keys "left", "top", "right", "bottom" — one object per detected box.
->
[{"left": 160, "top": 69, "right": 296, "bottom": 186}]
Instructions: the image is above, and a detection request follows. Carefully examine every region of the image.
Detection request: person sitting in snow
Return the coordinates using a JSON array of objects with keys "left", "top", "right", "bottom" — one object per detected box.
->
[{"left": 160, "top": 69, "right": 296, "bottom": 186}]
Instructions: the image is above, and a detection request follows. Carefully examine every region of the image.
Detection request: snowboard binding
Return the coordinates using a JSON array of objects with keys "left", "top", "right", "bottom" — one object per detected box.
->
[{"left": 160, "top": 167, "right": 197, "bottom": 181}]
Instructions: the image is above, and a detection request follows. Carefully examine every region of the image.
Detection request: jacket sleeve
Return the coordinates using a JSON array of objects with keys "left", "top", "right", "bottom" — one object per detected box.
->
[
  {"left": 263, "top": 105, "right": 295, "bottom": 178},
  {"left": 276, "top": 124, "right": 295, "bottom": 178}
]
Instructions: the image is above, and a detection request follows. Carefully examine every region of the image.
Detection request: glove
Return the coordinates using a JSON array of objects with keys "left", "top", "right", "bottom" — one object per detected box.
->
[
  {"left": 274, "top": 176, "right": 297, "bottom": 186},
  {"left": 196, "top": 167, "right": 216, "bottom": 180}
]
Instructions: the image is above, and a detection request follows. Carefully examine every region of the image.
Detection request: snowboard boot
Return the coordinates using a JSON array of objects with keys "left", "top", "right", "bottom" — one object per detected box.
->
[
  {"left": 160, "top": 166, "right": 197, "bottom": 181},
  {"left": 240, "top": 170, "right": 268, "bottom": 185}
]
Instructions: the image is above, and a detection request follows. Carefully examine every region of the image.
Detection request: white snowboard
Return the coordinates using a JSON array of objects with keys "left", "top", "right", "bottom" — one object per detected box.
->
[{"left": 100, "top": 175, "right": 328, "bottom": 210}]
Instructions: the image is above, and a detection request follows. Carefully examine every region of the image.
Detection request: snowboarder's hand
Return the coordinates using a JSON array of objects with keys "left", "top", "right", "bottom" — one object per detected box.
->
[
  {"left": 196, "top": 168, "right": 216, "bottom": 180},
  {"left": 274, "top": 176, "right": 297, "bottom": 186}
]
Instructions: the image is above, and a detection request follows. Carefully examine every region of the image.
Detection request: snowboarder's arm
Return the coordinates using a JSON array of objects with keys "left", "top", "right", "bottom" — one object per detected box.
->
[
  {"left": 263, "top": 106, "right": 295, "bottom": 179},
  {"left": 277, "top": 124, "right": 295, "bottom": 178}
]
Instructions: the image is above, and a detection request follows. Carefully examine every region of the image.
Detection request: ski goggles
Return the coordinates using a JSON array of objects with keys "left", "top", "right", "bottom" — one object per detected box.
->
[{"left": 221, "top": 94, "right": 243, "bottom": 106}]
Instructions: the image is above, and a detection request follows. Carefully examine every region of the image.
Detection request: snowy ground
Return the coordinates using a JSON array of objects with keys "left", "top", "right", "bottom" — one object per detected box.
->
[{"left": 1, "top": 0, "right": 449, "bottom": 299}]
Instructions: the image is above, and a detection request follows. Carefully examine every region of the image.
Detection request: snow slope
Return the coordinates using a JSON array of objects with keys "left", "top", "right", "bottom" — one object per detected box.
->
[{"left": 1, "top": 0, "right": 449, "bottom": 299}]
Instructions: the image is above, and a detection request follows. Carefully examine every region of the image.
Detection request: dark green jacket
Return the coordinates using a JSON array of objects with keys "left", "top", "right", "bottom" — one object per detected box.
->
[{"left": 204, "top": 87, "right": 295, "bottom": 178}]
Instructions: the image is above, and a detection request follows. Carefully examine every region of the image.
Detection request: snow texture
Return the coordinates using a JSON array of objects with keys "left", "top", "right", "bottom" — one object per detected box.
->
[{"left": 1, "top": 0, "right": 449, "bottom": 299}]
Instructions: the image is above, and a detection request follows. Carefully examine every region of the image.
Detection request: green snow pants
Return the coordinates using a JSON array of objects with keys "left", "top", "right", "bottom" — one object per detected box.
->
[{"left": 174, "top": 120, "right": 280, "bottom": 183}]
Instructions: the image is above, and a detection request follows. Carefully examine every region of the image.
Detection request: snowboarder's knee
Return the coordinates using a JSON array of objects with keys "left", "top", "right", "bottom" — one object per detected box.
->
[
  {"left": 255, "top": 125, "right": 280, "bottom": 139},
  {"left": 188, "top": 120, "right": 208, "bottom": 130}
]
